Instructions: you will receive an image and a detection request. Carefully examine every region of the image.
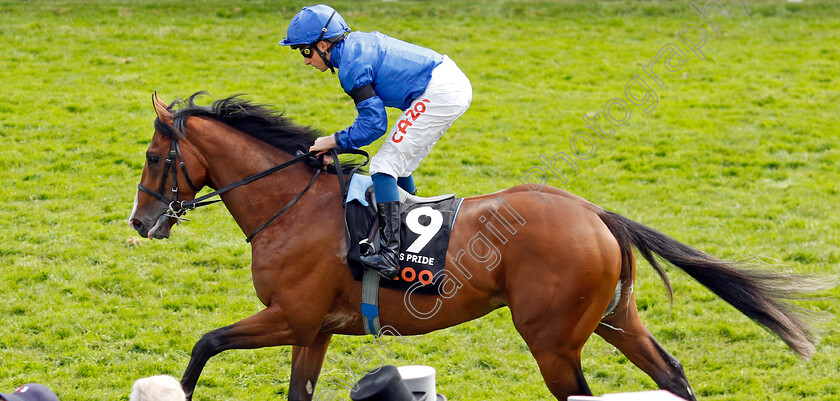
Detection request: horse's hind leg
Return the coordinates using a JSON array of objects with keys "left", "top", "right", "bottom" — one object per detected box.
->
[
  {"left": 526, "top": 345, "right": 591, "bottom": 398},
  {"left": 595, "top": 295, "right": 696, "bottom": 401},
  {"left": 509, "top": 280, "right": 612, "bottom": 399}
]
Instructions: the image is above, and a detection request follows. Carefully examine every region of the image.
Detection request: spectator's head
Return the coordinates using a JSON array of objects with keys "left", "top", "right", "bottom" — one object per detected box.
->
[
  {"left": 129, "top": 375, "right": 186, "bottom": 401},
  {"left": 0, "top": 383, "right": 60, "bottom": 401}
]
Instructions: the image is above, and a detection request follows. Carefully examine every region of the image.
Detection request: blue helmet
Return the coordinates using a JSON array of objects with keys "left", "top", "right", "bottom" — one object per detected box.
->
[{"left": 279, "top": 4, "right": 351, "bottom": 46}]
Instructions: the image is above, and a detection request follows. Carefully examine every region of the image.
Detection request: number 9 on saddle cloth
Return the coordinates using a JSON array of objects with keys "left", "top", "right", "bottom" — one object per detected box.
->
[{"left": 344, "top": 174, "right": 463, "bottom": 295}]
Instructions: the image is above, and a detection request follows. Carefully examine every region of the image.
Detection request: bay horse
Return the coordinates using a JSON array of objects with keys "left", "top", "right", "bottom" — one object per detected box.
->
[{"left": 129, "top": 92, "right": 823, "bottom": 401}]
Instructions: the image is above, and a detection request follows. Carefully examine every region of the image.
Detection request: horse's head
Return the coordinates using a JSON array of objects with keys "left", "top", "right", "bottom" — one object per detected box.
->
[{"left": 129, "top": 93, "right": 208, "bottom": 239}]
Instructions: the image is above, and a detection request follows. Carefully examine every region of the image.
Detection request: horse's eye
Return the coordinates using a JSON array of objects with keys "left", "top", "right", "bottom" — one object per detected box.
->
[{"left": 147, "top": 153, "right": 160, "bottom": 165}]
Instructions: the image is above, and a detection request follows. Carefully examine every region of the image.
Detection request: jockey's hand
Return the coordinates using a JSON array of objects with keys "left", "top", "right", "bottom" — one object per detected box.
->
[
  {"left": 310, "top": 135, "right": 336, "bottom": 155},
  {"left": 320, "top": 153, "right": 333, "bottom": 168},
  {"left": 309, "top": 135, "right": 336, "bottom": 167}
]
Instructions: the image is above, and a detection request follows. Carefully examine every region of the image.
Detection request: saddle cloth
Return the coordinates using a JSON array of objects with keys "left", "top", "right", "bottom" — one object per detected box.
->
[{"left": 344, "top": 174, "right": 463, "bottom": 295}]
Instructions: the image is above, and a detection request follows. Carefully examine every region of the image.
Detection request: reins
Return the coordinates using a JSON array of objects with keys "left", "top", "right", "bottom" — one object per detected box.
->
[{"left": 138, "top": 139, "right": 369, "bottom": 243}]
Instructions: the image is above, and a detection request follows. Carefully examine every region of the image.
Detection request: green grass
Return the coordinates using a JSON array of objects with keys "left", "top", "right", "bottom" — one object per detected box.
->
[{"left": 1, "top": 0, "right": 838, "bottom": 400}]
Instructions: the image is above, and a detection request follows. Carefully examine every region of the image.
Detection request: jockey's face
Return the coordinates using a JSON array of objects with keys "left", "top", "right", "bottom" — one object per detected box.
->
[{"left": 304, "top": 41, "right": 331, "bottom": 72}]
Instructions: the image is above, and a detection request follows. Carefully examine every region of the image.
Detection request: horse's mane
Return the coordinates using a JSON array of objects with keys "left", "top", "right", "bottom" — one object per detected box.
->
[{"left": 155, "top": 92, "right": 361, "bottom": 174}]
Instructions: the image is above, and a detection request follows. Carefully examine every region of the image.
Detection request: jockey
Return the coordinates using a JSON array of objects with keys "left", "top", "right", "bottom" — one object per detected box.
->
[{"left": 279, "top": 4, "right": 472, "bottom": 280}]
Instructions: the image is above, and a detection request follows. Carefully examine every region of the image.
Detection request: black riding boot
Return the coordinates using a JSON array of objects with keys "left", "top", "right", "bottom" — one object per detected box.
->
[{"left": 359, "top": 201, "right": 401, "bottom": 279}]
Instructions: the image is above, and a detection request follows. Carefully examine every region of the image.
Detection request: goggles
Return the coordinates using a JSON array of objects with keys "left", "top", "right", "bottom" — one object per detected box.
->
[{"left": 293, "top": 45, "right": 314, "bottom": 59}]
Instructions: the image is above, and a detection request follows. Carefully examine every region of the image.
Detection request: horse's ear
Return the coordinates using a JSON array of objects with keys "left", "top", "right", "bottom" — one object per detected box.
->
[{"left": 152, "top": 92, "right": 174, "bottom": 125}]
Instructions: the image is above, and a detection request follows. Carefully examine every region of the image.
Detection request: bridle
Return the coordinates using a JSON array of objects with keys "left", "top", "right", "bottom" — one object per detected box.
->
[
  {"left": 137, "top": 137, "right": 368, "bottom": 243},
  {"left": 137, "top": 138, "right": 202, "bottom": 224}
]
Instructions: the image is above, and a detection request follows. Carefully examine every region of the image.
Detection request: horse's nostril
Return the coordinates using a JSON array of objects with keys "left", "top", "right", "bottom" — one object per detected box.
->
[{"left": 131, "top": 219, "right": 143, "bottom": 231}]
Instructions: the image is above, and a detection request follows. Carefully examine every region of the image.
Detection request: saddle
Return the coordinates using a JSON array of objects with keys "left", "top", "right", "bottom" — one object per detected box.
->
[
  {"left": 328, "top": 149, "right": 463, "bottom": 336},
  {"left": 343, "top": 173, "right": 463, "bottom": 295}
]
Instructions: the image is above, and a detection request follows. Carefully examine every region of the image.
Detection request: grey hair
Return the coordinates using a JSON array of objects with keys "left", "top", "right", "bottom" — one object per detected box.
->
[{"left": 129, "top": 375, "right": 186, "bottom": 401}]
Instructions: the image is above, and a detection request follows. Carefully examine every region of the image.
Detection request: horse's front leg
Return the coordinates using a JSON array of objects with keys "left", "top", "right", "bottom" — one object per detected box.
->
[
  {"left": 288, "top": 331, "right": 333, "bottom": 401},
  {"left": 180, "top": 303, "right": 312, "bottom": 400}
]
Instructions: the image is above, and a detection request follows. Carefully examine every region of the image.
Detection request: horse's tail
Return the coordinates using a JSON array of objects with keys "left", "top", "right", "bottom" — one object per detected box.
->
[{"left": 597, "top": 209, "right": 831, "bottom": 360}]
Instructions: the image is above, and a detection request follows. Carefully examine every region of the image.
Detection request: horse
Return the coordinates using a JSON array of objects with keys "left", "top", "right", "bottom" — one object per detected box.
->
[{"left": 129, "top": 92, "right": 824, "bottom": 401}]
